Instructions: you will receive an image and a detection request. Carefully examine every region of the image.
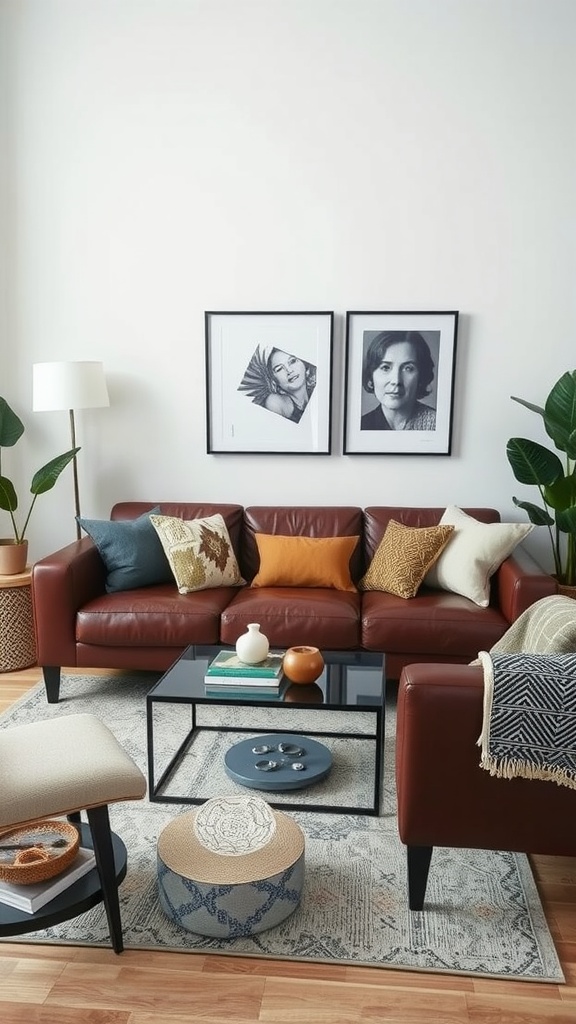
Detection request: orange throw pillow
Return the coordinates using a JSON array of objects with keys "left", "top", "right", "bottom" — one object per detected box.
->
[{"left": 251, "top": 533, "right": 359, "bottom": 591}]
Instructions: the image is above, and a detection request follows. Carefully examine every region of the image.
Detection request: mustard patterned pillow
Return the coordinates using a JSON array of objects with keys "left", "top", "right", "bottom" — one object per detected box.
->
[
  {"left": 360, "top": 520, "right": 455, "bottom": 599},
  {"left": 149, "top": 513, "right": 244, "bottom": 594}
]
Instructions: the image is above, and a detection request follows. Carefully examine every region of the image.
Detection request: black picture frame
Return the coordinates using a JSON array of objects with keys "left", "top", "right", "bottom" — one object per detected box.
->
[
  {"left": 343, "top": 310, "right": 458, "bottom": 455},
  {"left": 205, "top": 311, "right": 334, "bottom": 454}
]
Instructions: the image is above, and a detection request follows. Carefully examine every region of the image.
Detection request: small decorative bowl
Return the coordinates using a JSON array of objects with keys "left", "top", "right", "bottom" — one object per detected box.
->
[
  {"left": 0, "top": 819, "right": 81, "bottom": 885},
  {"left": 282, "top": 646, "right": 325, "bottom": 685}
]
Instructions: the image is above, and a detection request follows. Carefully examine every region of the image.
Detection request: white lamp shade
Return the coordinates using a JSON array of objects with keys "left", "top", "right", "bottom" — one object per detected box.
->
[{"left": 33, "top": 361, "right": 110, "bottom": 412}]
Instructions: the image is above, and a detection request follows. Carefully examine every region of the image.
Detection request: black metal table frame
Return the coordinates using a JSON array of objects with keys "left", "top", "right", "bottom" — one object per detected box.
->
[{"left": 146, "top": 648, "right": 385, "bottom": 816}]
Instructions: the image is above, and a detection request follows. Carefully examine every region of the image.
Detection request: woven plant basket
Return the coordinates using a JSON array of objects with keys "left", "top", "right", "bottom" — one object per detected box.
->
[
  {"left": 0, "top": 820, "right": 80, "bottom": 885},
  {"left": 555, "top": 579, "right": 576, "bottom": 600}
]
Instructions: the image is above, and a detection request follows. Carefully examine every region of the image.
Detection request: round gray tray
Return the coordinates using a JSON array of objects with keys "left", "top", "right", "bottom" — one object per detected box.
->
[{"left": 224, "top": 733, "right": 332, "bottom": 791}]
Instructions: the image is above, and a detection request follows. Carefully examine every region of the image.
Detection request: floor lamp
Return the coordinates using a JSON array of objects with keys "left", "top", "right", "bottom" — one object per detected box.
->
[{"left": 32, "top": 361, "right": 110, "bottom": 540}]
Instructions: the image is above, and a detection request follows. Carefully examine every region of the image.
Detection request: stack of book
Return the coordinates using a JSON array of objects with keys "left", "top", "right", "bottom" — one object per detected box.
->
[
  {"left": 0, "top": 846, "right": 96, "bottom": 914},
  {"left": 204, "top": 650, "right": 288, "bottom": 699}
]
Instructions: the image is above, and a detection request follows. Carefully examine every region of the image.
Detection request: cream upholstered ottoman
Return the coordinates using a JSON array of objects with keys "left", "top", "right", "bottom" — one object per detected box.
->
[{"left": 157, "top": 795, "right": 304, "bottom": 937}]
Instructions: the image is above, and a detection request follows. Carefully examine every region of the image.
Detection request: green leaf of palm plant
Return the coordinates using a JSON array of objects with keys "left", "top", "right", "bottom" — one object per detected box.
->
[
  {"left": 0, "top": 398, "right": 24, "bottom": 474},
  {"left": 507, "top": 370, "right": 576, "bottom": 586},
  {"left": 0, "top": 449, "right": 79, "bottom": 544}
]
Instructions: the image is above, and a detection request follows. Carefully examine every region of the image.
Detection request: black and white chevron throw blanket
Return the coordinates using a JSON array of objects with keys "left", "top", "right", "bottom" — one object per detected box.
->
[{"left": 477, "top": 651, "right": 576, "bottom": 790}]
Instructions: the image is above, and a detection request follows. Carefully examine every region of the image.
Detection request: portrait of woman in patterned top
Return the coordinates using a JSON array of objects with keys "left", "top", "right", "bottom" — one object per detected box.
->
[{"left": 360, "top": 331, "right": 436, "bottom": 431}]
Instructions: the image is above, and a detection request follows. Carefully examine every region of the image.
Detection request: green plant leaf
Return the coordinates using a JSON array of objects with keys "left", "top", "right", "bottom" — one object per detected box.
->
[
  {"left": 511, "top": 496, "right": 554, "bottom": 526},
  {"left": 543, "top": 370, "right": 576, "bottom": 457},
  {"left": 30, "top": 449, "right": 80, "bottom": 496},
  {"left": 556, "top": 505, "right": 576, "bottom": 535},
  {"left": 0, "top": 398, "right": 24, "bottom": 448},
  {"left": 506, "top": 437, "right": 563, "bottom": 486},
  {"left": 0, "top": 476, "right": 17, "bottom": 512},
  {"left": 543, "top": 472, "right": 576, "bottom": 512},
  {"left": 510, "top": 395, "right": 545, "bottom": 418}
]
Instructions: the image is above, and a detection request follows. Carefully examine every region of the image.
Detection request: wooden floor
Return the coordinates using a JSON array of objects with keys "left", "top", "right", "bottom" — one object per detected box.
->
[{"left": 0, "top": 668, "right": 575, "bottom": 1023}]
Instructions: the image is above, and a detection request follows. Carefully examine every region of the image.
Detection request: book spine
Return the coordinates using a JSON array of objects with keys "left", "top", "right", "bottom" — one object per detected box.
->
[
  {"left": 205, "top": 687, "right": 288, "bottom": 701},
  {"left": 205, "top": 674, "right": 283, "bottom": 688},
  {"left": 205, "top": 665, "right": 282, "bottom": 678}
]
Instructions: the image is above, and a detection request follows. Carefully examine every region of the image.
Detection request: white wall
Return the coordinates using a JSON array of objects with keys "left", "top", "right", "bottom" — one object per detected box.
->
[{"left": 2, "top": 0, "right": 575, "bottom": 568}]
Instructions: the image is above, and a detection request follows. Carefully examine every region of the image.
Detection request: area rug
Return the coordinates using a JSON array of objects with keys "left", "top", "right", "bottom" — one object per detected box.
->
[{"left": 0, "top": 672, "right": 564, "bottom": 982}]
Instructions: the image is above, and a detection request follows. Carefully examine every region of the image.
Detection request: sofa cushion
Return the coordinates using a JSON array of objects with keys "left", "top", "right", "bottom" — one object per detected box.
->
[
  {"left": 251, "top": 533, "right": 359, "bottom": 592},
  {"left": 424, "top": 505, "right": 533, "bottom": 607},
  {"left": 150, "top": 513, "right": 244, "bottom": 594},
  {"left": 360, "top": 520, "right": 454, "bottom": 599},
  {"left": 77, "top": 507, "right": 173, "bottom": 593},
  {"left": 220, "top": 586, "right": 362, "bottom": 650}
]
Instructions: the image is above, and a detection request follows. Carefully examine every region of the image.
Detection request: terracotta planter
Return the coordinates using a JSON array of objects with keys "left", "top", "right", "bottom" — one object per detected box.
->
[
  {"left": 556, "top": 581, "right": 576, "bottom": 600},
  {"left": 0, "top": 540, "right": 28, "bottom": 576},
  {"left": 282, "top": 646, "right": 325, "bottom": 685}
]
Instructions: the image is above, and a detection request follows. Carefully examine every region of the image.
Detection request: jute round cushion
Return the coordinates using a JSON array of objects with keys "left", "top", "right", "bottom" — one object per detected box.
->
[{"left": 157, "top": 795, "right": 305, "bottom": 937}]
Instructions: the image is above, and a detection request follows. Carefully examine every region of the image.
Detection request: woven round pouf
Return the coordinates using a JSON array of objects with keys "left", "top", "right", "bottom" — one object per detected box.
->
[{"left": 157, "top": 795, "right": 305, "bottom": 937}]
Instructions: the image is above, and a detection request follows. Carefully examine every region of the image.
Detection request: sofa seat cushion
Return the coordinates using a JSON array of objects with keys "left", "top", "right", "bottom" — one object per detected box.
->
[
  {"left": 361, "top": 589, "right": 508, "bottom": 658},
  {"left": 76, "top": 585, "right": 239, "bottom": 647},
  {"left": 220, "top": 587, "right": 361, "bottom": 650}
]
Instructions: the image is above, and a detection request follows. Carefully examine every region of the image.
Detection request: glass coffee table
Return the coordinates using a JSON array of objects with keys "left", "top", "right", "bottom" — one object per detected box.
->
[{"left": 146, "top": 646, "right": 385, "bottom": 816}]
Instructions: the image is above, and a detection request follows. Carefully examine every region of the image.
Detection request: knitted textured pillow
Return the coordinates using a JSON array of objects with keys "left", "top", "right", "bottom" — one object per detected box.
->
[
  {"left": 360, "top": 520, "right": 455, "bottom": 599},
  {"left": 150, "top": 513, "right": 244, "bottom": 594}
]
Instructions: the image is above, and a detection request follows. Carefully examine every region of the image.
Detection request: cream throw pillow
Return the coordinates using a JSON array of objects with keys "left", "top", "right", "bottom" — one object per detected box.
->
[
  {"left": 150, "top": 513, "right": 244, "bottom": 594},
  {"left": 424, "top": 505, "right": 533, "bottom": 607},
  {"left": 360, "top": 520, "right": 454, "bottom": 599}
]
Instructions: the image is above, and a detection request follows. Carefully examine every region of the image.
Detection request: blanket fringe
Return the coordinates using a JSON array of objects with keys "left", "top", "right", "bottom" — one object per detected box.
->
[{"left": 479, "top": 753, "right": 576, "bottom": 791}]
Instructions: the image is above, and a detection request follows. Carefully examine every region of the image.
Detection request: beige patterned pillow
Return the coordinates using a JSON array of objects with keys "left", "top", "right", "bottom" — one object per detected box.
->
[
  {"left": 149, "top": 513, "right": 244, "bottom": 594},
  {"left": 360, "top": 520, "right": 455, "bottom": 599}
]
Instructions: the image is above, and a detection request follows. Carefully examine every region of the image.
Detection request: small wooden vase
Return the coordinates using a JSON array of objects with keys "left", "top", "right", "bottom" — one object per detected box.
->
[{"left": 282, "top": 646, "right": 325, "bottom": 685}]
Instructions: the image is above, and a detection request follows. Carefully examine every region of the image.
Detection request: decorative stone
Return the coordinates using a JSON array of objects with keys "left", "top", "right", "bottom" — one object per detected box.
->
[{"left": 157, "top": 796, "right": 304, "bottom": 937}]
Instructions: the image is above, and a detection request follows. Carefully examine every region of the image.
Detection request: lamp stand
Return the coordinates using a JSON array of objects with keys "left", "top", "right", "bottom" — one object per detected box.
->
[{"left": 69, "top": 409, "right": 81, "bottom": 540}]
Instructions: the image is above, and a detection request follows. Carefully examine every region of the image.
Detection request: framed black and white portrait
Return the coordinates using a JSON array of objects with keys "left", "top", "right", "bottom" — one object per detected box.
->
[
  {"left": 343, "top": 311, "right": 458, "bottom": 455},
  {"left": 205, "top": 311, "right": 334, "bottom": 454}
]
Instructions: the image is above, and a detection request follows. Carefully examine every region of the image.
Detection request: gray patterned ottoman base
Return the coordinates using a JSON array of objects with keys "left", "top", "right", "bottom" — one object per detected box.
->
[{"left": 157, "top": 795, "right": 305, "bottom": 937}]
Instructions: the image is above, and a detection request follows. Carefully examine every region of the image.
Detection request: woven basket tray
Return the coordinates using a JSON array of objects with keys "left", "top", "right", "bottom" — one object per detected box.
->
[{"left": 0, "top": 820, "right": 81, "bottom": 885}]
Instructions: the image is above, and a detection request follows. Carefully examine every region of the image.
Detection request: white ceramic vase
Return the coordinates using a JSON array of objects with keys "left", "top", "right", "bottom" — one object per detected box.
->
[{"left": 235, "top": 623, "right": 270, "bottom": 665}]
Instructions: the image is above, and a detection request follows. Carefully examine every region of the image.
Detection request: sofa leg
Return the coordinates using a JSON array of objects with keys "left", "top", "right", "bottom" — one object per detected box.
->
[
  {"left": 407, "top": 845, "right": 433, "bottom": 911},
  {"left": 43, "top": 666, "right": 61, "bottom": 703}
]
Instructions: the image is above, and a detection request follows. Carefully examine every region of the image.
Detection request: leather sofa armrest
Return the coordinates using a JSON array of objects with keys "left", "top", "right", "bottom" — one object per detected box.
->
[
  {"left": 32, "top": 539, "right": 107, "bottom": 668},
  {"left": 495, "top": 546, "right": 556, "bottom": 624},
  {"left": 396, "top": 664, "right": 484, "bottom": 848},
  {"left": 395, "top": 662, "right": 576, "bottom": 855}
]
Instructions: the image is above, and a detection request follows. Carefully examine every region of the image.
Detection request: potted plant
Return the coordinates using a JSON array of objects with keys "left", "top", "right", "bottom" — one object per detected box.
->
[
  {"left": 506, "top": 369, "right": 576, "bottom": 589},
  {"left": 0, "top": 395, "right": 79, "bottom": 575}
]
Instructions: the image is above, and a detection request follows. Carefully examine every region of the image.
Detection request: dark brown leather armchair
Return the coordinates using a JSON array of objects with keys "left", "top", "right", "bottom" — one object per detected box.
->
[{"left": 395, "top": 663, "right": 576, "bottom": 910}]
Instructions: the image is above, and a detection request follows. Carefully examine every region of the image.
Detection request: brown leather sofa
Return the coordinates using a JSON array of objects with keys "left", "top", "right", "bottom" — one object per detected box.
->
[
  {"left": 395, "top": 663, "right": 576, "bottom": 910},
  {"left": 32, "top": 502, "right": 556, "bottom": 702}
]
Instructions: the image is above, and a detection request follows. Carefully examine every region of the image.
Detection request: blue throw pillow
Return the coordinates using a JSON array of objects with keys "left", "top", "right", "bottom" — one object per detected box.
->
[{"left": 77, "top": 507, "right": 173, "bottom": 593}]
